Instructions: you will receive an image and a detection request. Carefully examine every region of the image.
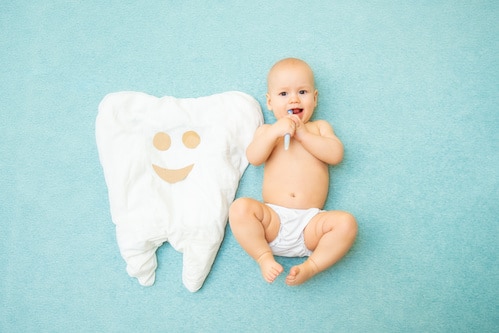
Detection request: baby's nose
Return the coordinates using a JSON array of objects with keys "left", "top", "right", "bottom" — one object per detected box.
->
[{"left": 289, "top": 93, "right": 300, "bottom": 103}]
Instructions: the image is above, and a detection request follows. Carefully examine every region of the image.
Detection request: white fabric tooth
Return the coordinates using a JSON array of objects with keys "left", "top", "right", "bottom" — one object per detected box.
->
[
  {"left": 182, "top": 242, "right": 220, "bottom": 292},
  {"left": 96, "top": 91, "right": 263, "bottom": 291}
]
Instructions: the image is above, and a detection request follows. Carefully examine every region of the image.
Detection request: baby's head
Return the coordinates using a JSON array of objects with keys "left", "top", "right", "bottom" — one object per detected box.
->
[{"left": 266, "top": 58, "right": 318, "bottom": 123}]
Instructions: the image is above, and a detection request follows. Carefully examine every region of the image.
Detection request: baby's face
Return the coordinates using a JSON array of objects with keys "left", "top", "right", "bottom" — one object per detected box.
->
[{"left": 266, "top": 61, "right": 317, "bottom": 123}]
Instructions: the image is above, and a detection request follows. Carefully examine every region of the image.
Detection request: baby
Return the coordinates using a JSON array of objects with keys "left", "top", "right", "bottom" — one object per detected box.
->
[{"left": 229, "top": 58, "right": 357, "bottom": 286}]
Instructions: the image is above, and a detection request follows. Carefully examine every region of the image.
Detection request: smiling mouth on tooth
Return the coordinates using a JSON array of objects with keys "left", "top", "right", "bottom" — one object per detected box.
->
[{"left": 152, "top": 164, "right": 194, "bottom": 183}]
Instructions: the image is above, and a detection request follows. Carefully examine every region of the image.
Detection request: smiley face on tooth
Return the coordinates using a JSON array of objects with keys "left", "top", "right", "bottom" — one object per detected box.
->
[{"left": 152, "top": 130, "right": 201, "bottom": 183}]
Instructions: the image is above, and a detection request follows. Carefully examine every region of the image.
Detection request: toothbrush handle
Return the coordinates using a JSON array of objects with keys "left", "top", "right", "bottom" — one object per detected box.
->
[
  {"left": 284, "top": 109, "right": 293, "bottom": 150},
  {"left": 284, "top": 133, "right": 290, "bottom": 150}
]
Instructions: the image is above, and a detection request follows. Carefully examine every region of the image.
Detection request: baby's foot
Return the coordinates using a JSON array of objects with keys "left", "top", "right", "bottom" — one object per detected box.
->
[
  {"left": 285, "top": 258, "right": 319, "bottom": 286},
  {"left": 257, "top": 252, "right": 283, "bottom": 283}
]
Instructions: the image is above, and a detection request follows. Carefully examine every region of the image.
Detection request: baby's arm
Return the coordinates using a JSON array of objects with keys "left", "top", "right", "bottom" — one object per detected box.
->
[
  {"left": 246, "top": 118, "right": 295, "bottom": 165},
  {"left": 294, "top": 119, "right": 344, "bottom": 165}
]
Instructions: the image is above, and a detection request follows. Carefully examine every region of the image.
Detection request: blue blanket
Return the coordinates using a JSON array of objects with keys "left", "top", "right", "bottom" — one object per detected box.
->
[{"left": 1, "top": 1, "right": 497, "bottom": 332}]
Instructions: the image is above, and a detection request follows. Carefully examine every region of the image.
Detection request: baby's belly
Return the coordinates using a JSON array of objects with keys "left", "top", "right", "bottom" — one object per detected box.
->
[
  {"left": 262, "top": 181, "right": 328, "bottom": 209},
  {"left": 262, "top": 154, "right": 329, "bottom": 209}
]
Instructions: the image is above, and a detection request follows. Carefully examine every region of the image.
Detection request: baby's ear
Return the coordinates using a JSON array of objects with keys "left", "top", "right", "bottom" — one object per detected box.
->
[
  {"left": 266, "top": 93, "right": 272, "bottom": 110},
  {"left": 314, "top": 89, "right": 318, "bottom": 107}
]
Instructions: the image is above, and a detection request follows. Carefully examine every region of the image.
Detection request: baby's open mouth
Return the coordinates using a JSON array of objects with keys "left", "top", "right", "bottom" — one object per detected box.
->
[{"left": 291, "top": 108, "right": 303, "bottom": 114}]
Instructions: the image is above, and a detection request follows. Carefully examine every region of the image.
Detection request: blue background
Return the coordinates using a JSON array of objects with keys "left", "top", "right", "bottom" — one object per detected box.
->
[{"left": 1, "top": 1, "right": 497, "bottom": 332}]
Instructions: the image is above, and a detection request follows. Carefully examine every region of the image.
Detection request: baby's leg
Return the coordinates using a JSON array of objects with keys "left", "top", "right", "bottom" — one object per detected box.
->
[
  {"left": 285, "top": 211, "right": 357, "bottom": 286},
  {"left": 229, "top": 198, "right": 283, "bottom": 283}
]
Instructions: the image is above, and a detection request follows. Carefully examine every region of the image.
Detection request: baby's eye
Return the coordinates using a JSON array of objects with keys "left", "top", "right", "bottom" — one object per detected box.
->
[
  {"left": 299, "top": 90, "right": 307, "bottom": 95},
  {"left": 278, "top": 92, "right": 287, "bottom": 96}
]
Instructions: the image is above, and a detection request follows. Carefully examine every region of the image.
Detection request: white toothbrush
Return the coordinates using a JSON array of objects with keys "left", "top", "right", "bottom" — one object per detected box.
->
[{"left": 284, "top": 109, "right": 293, "bottom": 150}]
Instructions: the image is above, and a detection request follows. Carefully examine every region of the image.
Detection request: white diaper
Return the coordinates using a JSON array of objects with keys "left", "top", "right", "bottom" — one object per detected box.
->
[{"left": 267, "top": 204, "right": 322, "bottom": 257}]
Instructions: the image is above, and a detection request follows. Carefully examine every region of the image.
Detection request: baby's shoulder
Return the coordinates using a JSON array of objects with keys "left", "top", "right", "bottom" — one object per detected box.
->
[
  {"left": 309, "top": 119, "right": 332, "bottom": 126},
  {"left": 307, "top": 119, "right": 333, "bottom": 132},
  {"left": 255, "top": 123, "right": 271, "bottom": 133}
]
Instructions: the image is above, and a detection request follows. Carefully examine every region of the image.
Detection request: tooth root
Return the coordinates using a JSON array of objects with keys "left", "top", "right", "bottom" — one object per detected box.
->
[
  {"left": 182, "top": 242, "right": 218, "bottom": 292},
  {"left": 118, "top": 235, "right": 159, "bottom": 286}
]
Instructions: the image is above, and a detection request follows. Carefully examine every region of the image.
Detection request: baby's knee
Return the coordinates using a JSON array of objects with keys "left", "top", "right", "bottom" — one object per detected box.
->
[
  {"left": 229, "top": 198, "right": 253, "bottom": 224},
  {"left": 337, "top": 212, "right": 358, "bottom": 239}
]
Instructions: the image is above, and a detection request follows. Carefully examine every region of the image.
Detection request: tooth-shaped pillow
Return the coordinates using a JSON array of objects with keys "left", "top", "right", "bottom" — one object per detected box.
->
[{"left": 96, "top": 91, "right": 263, "bottom": 292}]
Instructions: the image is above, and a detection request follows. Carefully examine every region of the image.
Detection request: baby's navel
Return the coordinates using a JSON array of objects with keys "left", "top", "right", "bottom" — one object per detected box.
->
[{"left": 290, "top": 192, "right": 296, "bottom": 198}]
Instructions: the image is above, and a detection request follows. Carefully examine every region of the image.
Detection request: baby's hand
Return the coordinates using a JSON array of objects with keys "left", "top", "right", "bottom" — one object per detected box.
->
[
  {"left": 274, "top": 116, "right": 296, "bottom": 138},
  {"left": 288, "top": 115, "right": 307, "bottom": 139}
]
